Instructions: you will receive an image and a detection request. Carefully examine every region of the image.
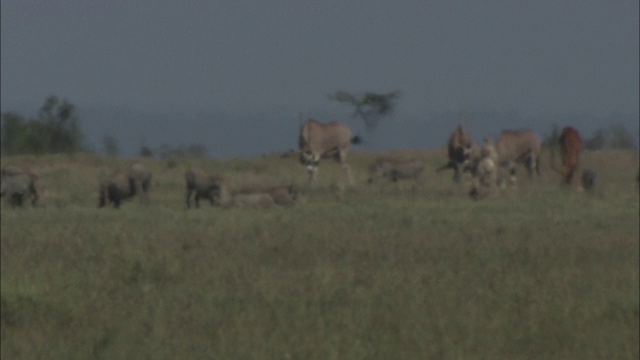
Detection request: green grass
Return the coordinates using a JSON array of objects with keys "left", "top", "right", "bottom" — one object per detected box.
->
[{"left": 1, "top": 149, "right": 639, "bottom": 359}]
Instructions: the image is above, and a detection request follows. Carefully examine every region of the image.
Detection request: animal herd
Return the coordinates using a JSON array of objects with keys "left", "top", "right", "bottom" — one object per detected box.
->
[{"left": 0, "top": 118, "right": 630, "bottom": 209}]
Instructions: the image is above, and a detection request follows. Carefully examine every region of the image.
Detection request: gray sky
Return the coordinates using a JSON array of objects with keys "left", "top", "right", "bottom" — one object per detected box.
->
[{"left": 2, "top": 1, "right": 638, "bottom": 157}]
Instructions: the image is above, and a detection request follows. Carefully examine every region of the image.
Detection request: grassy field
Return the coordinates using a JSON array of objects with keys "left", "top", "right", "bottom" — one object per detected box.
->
[{"left": 2, "top": 148, "right": 639, "bottom": 359}]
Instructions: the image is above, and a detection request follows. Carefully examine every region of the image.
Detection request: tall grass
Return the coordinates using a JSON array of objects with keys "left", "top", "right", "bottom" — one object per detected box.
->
[{"left": 1, "top": 149, "right": 638, "bottom": 359}]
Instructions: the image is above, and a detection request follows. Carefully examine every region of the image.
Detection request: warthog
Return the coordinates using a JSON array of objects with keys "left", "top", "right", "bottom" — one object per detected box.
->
[
  {"left": 98, "top": 163, "right": 152, "bottom": 208},
  {"left": 299, "top": 119, "right": 361, "bottom": 184},
  {"left": 185, "top": 167, "right": 226, "bottom": 208},
  {"left": 367, "top": 158, "right": 425, "bottom": 185},
  {"left": 225, "top": 185, "right": 304, "bottom": 209},
  {"left": 1, "top": 166, "right": 40, "bottom": 208},
  {"left": 496, "top": 129, "right": 541, "bottom": 185},
  {"left": 437, "top": 124, "right": 474, "bottom": 182},
  {"left": 469, "top": 138, "right": 499, "bottom": 200}
]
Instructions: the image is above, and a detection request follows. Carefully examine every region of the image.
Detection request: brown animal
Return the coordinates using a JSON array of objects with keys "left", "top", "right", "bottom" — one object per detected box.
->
[
  {"left": 98, "top": 163, "right": 152, "bottom": 208},
  {"left": 558, "top": 126, "right": 582, "bottom": 187},
  {"left": 298, "top": 119, "right": 361, "bottom": 184},
  {"left": 185, "top": 167, "right": 225, "bottom": 208},
  {"left": 496, "top": 129, "right": 541, "bottom": 185},
  {"left": 1, "top": 166, "right": 41, "bottom": 208},
  {"left": 437, "top": 124, "right": 474, "bottom": 182}
]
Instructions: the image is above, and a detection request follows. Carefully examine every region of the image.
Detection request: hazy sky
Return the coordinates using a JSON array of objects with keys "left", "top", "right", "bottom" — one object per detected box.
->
[{"left": 2, "top": 1, "right": 638, "bottom": 156}]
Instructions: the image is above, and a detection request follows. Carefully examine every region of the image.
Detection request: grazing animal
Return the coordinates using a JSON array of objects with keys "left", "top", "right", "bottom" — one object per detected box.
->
[
  {"left": 496, "top": 129, "right": 541, "bottom": 185},
  {"left": 298, "top": 119, "right": 361, "bottom": 184},
  {"left": 368, "top": 158, "right": 425, "bottom": 185},
  {"left": 469, "top": 138, "right": 499, "bottom": 200},
  {"left": 437, "top": 124, "right": 474, "bottom": 182},
  {"left": 185, "top": 167, "right": 225, "bottom": 208},
  {"left": 1, "top": 166, "right": 40, "bottom": 208},
  {"left": 98, "top": 163, "right": 152, "bottom": 209},
  {"left": 558, "top": 126, "right": 582, "bottom": 187},
  {"left": 98, "top": 173, "right": 135, "bottom": 209}
]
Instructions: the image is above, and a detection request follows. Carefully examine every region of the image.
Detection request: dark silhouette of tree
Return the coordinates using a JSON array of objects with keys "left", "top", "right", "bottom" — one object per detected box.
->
[
  {"left": 328, "top": 90, "right": 401, "bottom": 133},
  {"left": 185, "top": 144, "right": 207, "bottom": 158},
  {"left": 1, "top": 95, "right": 84, "bottom": 155},
  {"left": 584, "top": 128, "right": 609, "bottom": 150},
  {"left": 38, "top": 95, "right": 83, "bottom": 154},
  {"left": 608, "top": 123, "right": 637, "bottom": 150},
  {"left": 139, "top": 145, "right": 153, "bottom": 157},
  {"left": 584, "top": 124, "right": 637, "bottom": 150},
  {"left": 1, "top": 112, "right": 29, "bottom": 154}
]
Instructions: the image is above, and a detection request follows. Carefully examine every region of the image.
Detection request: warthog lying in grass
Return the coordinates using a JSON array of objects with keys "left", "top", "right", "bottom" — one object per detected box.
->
[
  {"left": 224, "top": 185, "right": 305, "bottom": 209},
  {"left": 98, "top": 163, "right": 152, "bottom": 209},
  {"left": 230, "top": 192, "right": 276, "bottom": 208},
  {"left": 185, "top": 167, "right": 226, "bottom": 208},
  {"left": 1, "top": 166, "right": 41, "bottom": 208},
  {"left": 367, "top": 158, "right": 425, "bottom": 185}
]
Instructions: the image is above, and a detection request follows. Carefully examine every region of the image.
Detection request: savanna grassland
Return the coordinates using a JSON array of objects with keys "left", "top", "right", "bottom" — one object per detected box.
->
[{"left": 1, "top": 148, "right": 639, "bottom": 359}]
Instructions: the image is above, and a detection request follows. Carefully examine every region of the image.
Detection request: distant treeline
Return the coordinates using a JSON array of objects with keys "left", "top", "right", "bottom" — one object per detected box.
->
[
  {"left": 1, "top": 96, "right": 84, "bottom": 155},
  {"left": 0, "top": 95, "right": 209, "bottom": 158},
  {"left": 1, "top": 95, "right": 637, "bottom": 157},
  {"left": 543, "top": 123, "right": 638, "bottom": 151}
]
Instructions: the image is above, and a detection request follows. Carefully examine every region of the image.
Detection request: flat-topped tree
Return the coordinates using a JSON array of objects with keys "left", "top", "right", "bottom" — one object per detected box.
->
[{"left": 328, "top": 90, "right": 401, "bottom": 135}]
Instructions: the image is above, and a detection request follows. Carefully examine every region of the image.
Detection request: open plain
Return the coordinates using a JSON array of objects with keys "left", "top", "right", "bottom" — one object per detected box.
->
[{"left": 1, "top": 148, "right": 638, "bottom": 359}]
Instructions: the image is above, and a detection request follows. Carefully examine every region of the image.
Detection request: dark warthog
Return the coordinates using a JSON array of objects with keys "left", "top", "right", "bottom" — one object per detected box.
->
[
  {"left": 368, "top": 158, "right": 425, "bottom": 185},
  {"left": 98, "top": 163, "right": 152, "bottom": 208},
  {"left": 496, "top": 129, "right": 541, "bottom": 185},
  {"left": 185, "top": 167, "right": 226, "bottom": 208},
  {"left": 1, "top": 166, "right": 41, "bottom": 208},
  {"left": 299, "top": 119, "right": 361, "bottom": 184},
  {"left": 437, "top": 124, "right": 475, "bottom": 183}
]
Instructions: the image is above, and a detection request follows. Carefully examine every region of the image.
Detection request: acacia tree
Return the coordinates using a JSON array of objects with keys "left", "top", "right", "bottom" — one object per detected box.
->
[{"left": 328, "top": 90, "right": 401, "bottom": 134}]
